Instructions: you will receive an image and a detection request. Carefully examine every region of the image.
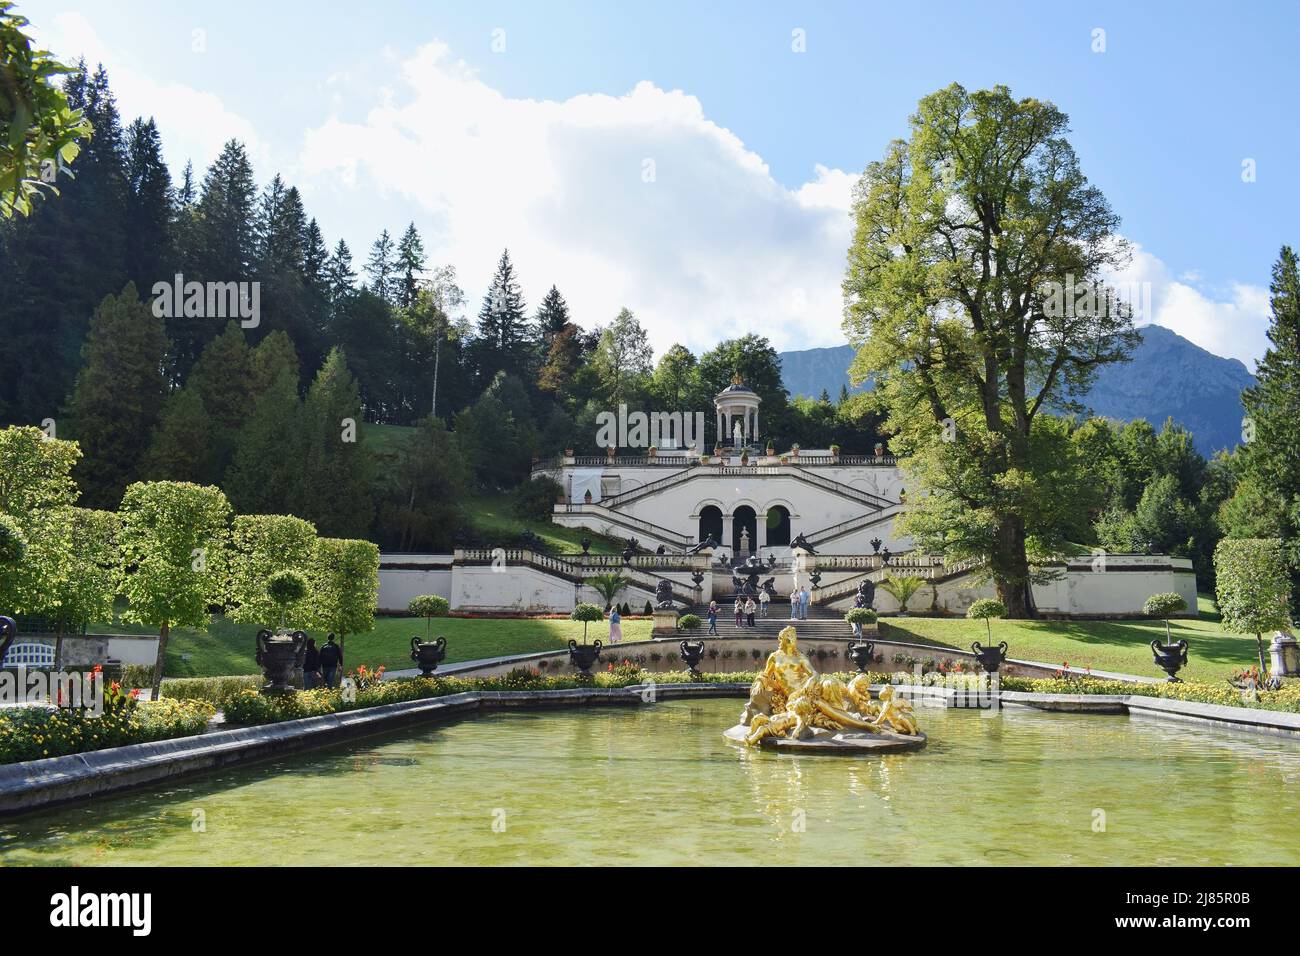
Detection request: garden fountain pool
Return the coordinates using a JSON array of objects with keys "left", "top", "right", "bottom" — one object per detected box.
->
[{"left": 1, "top": 697, "right": 1298, "bottom": 866}]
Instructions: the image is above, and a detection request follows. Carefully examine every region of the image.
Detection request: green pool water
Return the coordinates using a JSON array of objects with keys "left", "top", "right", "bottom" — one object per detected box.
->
[{"left": 2, "top": 698, "right": 1299, "bottom": 866}]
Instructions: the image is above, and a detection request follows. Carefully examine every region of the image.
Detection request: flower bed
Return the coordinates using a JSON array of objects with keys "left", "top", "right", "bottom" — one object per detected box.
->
[
  {"left": 0, "top": 685, "right": 215, "bottom": 765},
  {"left": 221, "top": 666, "right": 757, "bottom": 726}
]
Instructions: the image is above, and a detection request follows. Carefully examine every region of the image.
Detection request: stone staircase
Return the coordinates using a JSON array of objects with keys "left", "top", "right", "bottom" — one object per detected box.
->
[{"left": 689, "top": 602, "right": 852, "bottom": 640}]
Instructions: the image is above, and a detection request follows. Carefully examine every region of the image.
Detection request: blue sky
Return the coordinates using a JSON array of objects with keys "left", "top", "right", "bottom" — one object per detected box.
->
[{"left": 23, "top": 0, "right": 1300, "bottom": 367}]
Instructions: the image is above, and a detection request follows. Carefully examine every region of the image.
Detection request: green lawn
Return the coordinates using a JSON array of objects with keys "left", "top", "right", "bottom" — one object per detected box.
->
[
  {"left": 103, "top": 613, "right": 653, "bottom": 677},
  {"left": 102, "top": 595, "right": 1259, "bottom": 684},
  {"left": 879, "top": 595, "right": 1260, "bottom": 683}
]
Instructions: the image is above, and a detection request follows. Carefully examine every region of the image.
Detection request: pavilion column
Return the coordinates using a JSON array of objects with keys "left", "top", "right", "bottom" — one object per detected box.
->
[
  {"left": 722, "top": 514, "right": 734, "bottom": 552},
  {"left": 715, "top": 411, "right": 722, "bottom": 447},
  {"left": 759, "top": 509, "right": 768, "bottom": 549}
]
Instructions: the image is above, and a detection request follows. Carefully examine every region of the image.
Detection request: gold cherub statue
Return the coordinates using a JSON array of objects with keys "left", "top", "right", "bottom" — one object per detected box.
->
[{"left": 740, "top": 626, "right": 920, "bottom": 746}]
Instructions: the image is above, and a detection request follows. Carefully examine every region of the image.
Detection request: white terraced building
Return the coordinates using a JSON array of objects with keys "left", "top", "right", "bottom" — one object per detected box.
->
[{"left": 378, "top": 379, "right": 1198, "bottom": 619}]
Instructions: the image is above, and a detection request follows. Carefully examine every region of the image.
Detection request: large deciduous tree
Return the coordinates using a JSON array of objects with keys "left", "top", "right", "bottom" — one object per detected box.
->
[{"left": 843, "top": 84, "right": 1137, "bottom": 616}]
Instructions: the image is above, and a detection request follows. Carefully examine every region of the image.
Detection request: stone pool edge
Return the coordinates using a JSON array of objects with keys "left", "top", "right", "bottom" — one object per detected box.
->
[
  {"left": 0, "top": 683, "right": 752, "bottom": 815},
  {"left": 4, "top": 683, "right": 1300, "bottom": 815}
]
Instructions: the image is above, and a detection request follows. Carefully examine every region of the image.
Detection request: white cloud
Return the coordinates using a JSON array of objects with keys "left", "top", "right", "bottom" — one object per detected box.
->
[
  {"left": 30, "top": 12, "right": 264, "bottom": 176},
  {"left": 297, "top": 41, "right": 857, "bottom": 355},
  {"left": 1109, "top": 240, "right": 1270, "bottom": 370}
]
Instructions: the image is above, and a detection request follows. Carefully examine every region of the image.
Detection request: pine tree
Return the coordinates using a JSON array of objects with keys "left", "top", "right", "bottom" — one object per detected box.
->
[
  {"left": 0, "top": 61, "right": 129, "bottom": 423},
  {"left": 177, "top": 160, "right": 196, "bottom": 205},
  {"left": 364, "top": 230, "right": 397, "bottom": 302},
  {"left": 67, "top": 284, "right": 170, "bottom": 508},
  {"left": 123, "top": 117, "right": 174, "bottom": 294},
  {"left": 1236, "top": 246, "right": 1300, "bottom": 600},
  {"left": 225, "top": 366, "right": 303, "bottom": 515},
  {"left": 473, "top": 249, "right": 529, "bottom": 385},
  {"left": 534, "top": 285, "right": 571, "bottom": 344},
  {"left": 186, "top": 322, "right": 252, "bottom": 476},
  {"left": 325, "top": 239, "right": 356, "bottom": 307},
  {"left": 175, "top": 139, "right": 256, "bottom": 377},
  {"left": 248, "top": 329, "right": 301, "bottom": 398},
  {"left": 140, "top": 385, "right": 215, "bottom": 482},
  {"left": 289, "top": 348, "right": 373, "bottom": 535},
  {"left": 396, "top": 222, "right": 426, "bottom": 308}
]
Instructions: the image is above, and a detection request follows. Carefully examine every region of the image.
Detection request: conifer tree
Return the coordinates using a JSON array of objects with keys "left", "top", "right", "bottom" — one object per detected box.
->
[
  {"left": 473, "top": 248, "right": 529, "bottom": 384},
  {"left": 1232, "top": 246, "right": 1300, "bottom": 601},
  {"left": 288, "top": 348, "right": 373, "bottom": 535},
  {"left": 123, "top": 117, "right": 174, "bottom": 294},
  {"left": 225, "top": 366, "right": 302, "bottom": 515},
  {"left": 396, "top": 222, "right": 426, "bottom": 309},
  {"left": 364, "top": 229, "right": 397, "bottom": 302},
  {"left": 67, "top": 284, "right": 170, "bottom": 508},
  {"left": 186, "top": 322, "right": 252, "bottom": 475},
  {"left": 140, "top": 386, "right": 215, "bottom": 483}
]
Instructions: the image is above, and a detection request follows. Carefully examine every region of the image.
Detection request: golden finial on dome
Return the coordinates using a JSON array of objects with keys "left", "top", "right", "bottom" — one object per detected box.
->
[{"left": 730, "top": 372, "right": 743, "bottom": 386}]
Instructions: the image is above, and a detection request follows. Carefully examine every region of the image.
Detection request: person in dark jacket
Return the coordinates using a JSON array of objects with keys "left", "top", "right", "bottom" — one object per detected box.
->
[
  {"left": 318, "top": 634, "right": 343, "bottom": 688},
  {"left": 302, "top": 638, "right": 321, "bottom": 689}
]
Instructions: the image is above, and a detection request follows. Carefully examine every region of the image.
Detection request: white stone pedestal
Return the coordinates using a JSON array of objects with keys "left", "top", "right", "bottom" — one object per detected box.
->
[{"left": 652, "top": 609, "right": 679, "bottom": 637}]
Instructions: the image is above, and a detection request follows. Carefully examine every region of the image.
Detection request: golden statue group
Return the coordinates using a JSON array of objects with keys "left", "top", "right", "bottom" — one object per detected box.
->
[{"left": 740, "top": 626, "right": 920, "bottom": 746}]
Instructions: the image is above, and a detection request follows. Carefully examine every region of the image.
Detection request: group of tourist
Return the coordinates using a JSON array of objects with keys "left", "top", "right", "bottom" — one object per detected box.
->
[
  {"left": 789, "top": 585, "right": 812, "bottom": 620},
  {"left": 301, "top": 634, "right": 344, "bottom": 689}
]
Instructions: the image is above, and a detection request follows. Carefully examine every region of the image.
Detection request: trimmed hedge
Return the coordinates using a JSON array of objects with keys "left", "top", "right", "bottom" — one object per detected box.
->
[{"left": 160, "top": 675, "right": 263, "bottom": 706}]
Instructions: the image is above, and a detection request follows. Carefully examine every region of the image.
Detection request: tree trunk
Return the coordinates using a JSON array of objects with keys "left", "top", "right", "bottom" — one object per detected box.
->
[
  {"left": 53, "top": 627, "right": 65, "bottom": 673},
  {"left": 151, "top": 621, "right": 170, "bottom": 700},
  {"left": 993, "top": 514, "right": 1034, "bottom": 618}
]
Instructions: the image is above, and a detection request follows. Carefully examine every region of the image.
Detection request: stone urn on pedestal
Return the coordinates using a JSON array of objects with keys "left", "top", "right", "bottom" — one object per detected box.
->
[
  {"left": 410, "top": 636, "right": 448, "bottom": 676},
  {"left": 1150, "top": 638, "right": 1189, "bottom": 682},
  {"left": 257, "top": 570, "right": 311, "bottom": 694},
  {"left": 256, "top": 628, "right": 308, "bottom": 694},
  {"left": 847, "top": 640, "right": 876, "bottom": 673},
  {"left": 680, "top": 639, "right": 706, "bottom": 679},
  {"left": 408, "top": 594, "right": 450, "bottom": 677},
  {"left": 0, "top": 615, "right": 16, "bottom": 666},
  {"left": 569, "top": 603, "right": 605, "bottom": 676},
  {"left": 971, "top": 641, "right": 1008, "bottom": 674}
]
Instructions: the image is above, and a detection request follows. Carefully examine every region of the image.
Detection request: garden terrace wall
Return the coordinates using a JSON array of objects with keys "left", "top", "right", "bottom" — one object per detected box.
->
[{"left": 426, "top": 634, "right": 1138, "bottom": 683}]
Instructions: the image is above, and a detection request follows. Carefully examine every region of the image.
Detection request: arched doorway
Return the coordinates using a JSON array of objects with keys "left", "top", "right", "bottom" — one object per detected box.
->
[
  {"left": 732, "top": 505, "right": 757, "bottom": 556},
  {"left": 765, "top": 505, "right": 791, "bottom": 547},
  {"left": 698, "top": 505, "right": 723, "bottom": 546}
]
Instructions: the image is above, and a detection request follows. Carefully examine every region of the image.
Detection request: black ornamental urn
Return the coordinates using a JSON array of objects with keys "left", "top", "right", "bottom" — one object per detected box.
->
[
  {"left": 569, "top": 638, "right": 603, "bottom": 675},
  {"left": 410, "top": 635, "right": 448, "bottom": 677},
  {"left": 256, "top": 629, "right": 308, "bottom": 695},
  {"left": 679, "top": 639, "right": 706, "bottom": 679},
  {"left": 1151, "top": 639, "right": 1188, "bottom": 682},
  {"left": 847, "top": 640, "right": 876, "bottom": 674},
  {"left": 0, "top": 616, "right": 15, "bottom": 666},
  {"left": 971, "top": 640, "right": 1009, "bottom": 674}
]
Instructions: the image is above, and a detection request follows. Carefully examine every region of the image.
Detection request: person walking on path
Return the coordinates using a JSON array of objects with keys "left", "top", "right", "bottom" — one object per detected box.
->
[
  {"left": 734, "top": 598, "right": 743, "bottom": 627},
  {"left": 759, "top": 589, "right": 770, "bottom": 618},
  {"left": 302, "top": 637, "right": 321, "bottom": 689},
  {"left": 319, "top": 633, "right": 343, "bottom": 688},
  {"left": 706, "top": 600, "right": 719, "bottom": 635},
  {"left": 744, "top": 596, "right": 757, "bottom": 627},
  {"left": 789, "top": 586, "right": 800, "bottom": 620},
  {"left": 608, "top": 606, "right": 623, "bottom": 643}
]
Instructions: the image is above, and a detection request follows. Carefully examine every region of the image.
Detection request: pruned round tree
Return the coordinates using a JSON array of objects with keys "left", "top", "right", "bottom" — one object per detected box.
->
[
  {"left": 1143, "top": 592, "right": 1188, "bottom": 644},
  {"left": 677, "top": 613, "right": 702, "bottom": 631},
  {"left": 266, "top": 569, "right": 309, "bottom": 628},
  {"left": 845, "top": 607, "right": 878, "bottom": 626},
  {"left": 570, "top": 602, "right": 604, "bottom": 643},
  {"left": 966, "top": 598, "right": 1006, "bottom": 642},
  {"left": 409, "top": 594, "right": 450, "bottom": 641}
]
